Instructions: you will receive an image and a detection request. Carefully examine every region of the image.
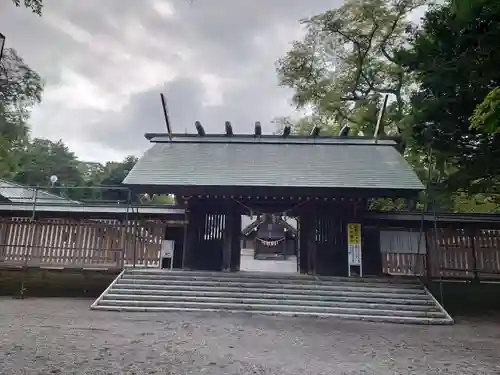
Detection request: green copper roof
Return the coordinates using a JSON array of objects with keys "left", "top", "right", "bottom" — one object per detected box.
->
[{"left": 123, "top": 135, "right": 423, "bottom": 192}]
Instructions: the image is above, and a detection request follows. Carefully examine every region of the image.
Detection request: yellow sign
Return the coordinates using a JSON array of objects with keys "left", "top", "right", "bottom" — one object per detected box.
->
[{"left": 347, "top": 223, "right": 361, "bottom": 245}]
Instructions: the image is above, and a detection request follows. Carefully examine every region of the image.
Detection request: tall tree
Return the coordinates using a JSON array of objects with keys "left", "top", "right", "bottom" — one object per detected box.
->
[
  {"left": 0, "top": 48, "right": 43, "bottom": 179},
  {"left": 400, "top": 0, "right": 500, "bottom": 199},
  {"left": 276, "top": 0, "right": 426, "bottom": 136},
  {"left": 87, "top": 156, "right": 138, "bottom": 203},
  {"left": 13, "top": 138, "right": 85, "bottom": 199},
  {"left": 11, "top": 0, "right": 43, "bottom": 15}
]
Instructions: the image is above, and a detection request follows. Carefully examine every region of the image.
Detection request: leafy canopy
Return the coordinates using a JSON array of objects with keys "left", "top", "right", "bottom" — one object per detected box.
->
[
  {"left": 470, "top": 86, "right": 500, "bottom": 134},
  {"left": 276, "top": 0, "right": 426, "bottom": 137},
  {"left": 400, "top": 0, "right": 500, "bottom": 197},
  {"left": 11, "top": 0, "right": 43, "bottom": 15}
]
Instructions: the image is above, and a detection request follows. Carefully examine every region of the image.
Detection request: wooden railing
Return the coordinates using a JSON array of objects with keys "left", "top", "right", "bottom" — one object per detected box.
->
[
  {"left": 382, "top": 253, "right": 426, "bottom": 276},
  {"left": 0, "top": 218, "right": 164, "bottom": 269}
]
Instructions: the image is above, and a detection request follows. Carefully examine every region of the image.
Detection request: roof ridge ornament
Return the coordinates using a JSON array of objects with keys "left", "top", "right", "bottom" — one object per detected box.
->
[
  {"left": 195, "top": 121, "right": 206, "bottom": 136},
  {"left": 310, "top": 126, "right": 321, "bottom": 137},
  {"left": 339, "top": 124, "right": 350, "bottom": 137},
  {"left": 160, "top": 93, "right": 173, "bottom": 141},
  {"left": 374, "top": 93, "right": 389, "bottom": 144},
  {"left": 254, "top": 121, "right": 262, "bottom": 137},
  {"left": 225, "top": 121, "right": 233, "bottom": 136}
]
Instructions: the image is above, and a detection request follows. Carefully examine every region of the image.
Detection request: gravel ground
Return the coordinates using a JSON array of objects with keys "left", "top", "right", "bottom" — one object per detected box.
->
[{"left": 1, "top": 298, "right": 500, "bottom": 374}]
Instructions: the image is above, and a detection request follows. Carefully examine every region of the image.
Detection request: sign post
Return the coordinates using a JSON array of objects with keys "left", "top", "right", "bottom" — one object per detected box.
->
[
  {"left": 347, "top": 223, "right": 362, "bottom": 277},
  {"left": 161, "top": 240, "right": 175, "bottom": 270}
]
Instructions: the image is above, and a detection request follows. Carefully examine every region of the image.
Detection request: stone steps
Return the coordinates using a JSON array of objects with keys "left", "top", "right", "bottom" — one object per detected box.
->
[
  {"left": 91, "top": 269, "right": 454, "bottom": 325},
  {"left": 114, "top": 283, "right": 431, "bottom": 299},
  {"left": 98, "top": 299, "right": 445, "bottom": 317},
  {"left": 118, "top": 278, "right": 426, "bottom": 294},
  {"left": 110, "top": 288, "right": 435, "bottom": 304},
  {"left": 124, "top": 269, "right": 419, "bottom": 284},
  {"left": 103, "top": 294, "right": 438, "bottom": 311},
  {"left": 120, "top": 274, "right": 423, "bottom": 289}
]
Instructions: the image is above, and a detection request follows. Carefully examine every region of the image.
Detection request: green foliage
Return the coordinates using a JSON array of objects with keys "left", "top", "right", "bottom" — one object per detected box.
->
[
  {"left": 272, "top": 115, "right": 341, "bottom": 136},
  {"left": 452, "top": 192, "right": 500, "bottom": 213},
  {"left": 274, "top": 0, "right": 500, "bottom": 213},
  {"left": 11, "top": 0, "right": 43, "bottom": 15},
  {"left": 151, "top": 194, "right": 177, "bottom": 205},
  {"left": 0, "top": 49, "right": 43, "bottom": 113},
  {"left": 400, "top": 0, "right": 500, "bottom": 197},
  {"left": 13, "top": 139, "right": 85, "bottom": 199},
  {"left": 3, "top": 0, "right": 500, "bottom": 213},
  {"left": 91, "top": 156, "right": 139, "bottom": 202},
  {"left": 470, "top": 87, "right": 500, "bottom": 134}
]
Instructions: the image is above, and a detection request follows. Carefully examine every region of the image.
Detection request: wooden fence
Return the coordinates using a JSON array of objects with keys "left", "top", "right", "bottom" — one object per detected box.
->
[
  {"left": 381, "top": 227, "right": 500, "bottom": 280},
  {"left": 0, "top": 218, "right": 165, "bottom": 270},
  {"left": 2, "top": 216, "right": 500, "bottom": 280}
]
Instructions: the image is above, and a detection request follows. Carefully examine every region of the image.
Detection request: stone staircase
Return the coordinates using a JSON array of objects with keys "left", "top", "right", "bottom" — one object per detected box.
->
[{"left": 91, "top": 269, "right": 454, "bottom": 325}]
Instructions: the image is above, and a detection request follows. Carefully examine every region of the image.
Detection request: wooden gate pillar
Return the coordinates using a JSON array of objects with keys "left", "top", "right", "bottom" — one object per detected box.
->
[
  {"left": 0, "top": 220, "right": 8, "bottom": 263},
  {"left": 222, "top": 202, "right": 241, "bottom": 272},
  {"left": 183, "top": 203, "right": 202, "bottom": 270},
  {"left": 298, "top": 209, "right": 315, "bottom": 274},
  {"left": 230, "top": 212, "right": 242, "bottom": 272},
  {"left": 222, "top": 214, "right": 231, "bottom": 271}
]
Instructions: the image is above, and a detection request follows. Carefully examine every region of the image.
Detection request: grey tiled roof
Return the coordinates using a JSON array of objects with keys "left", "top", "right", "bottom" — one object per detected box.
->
[
  {"left": 0, "top": 178, "right": 77, "bottom": 204},
  {"left": 123, "top": 136, "right": 423, "bottom": 191}
]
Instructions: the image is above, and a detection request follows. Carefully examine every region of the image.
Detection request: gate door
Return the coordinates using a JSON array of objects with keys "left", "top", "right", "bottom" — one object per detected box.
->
[
  {"left": 315, "top": 215, "right": 347, "bottom": 276},
  {"left": 197, "top": 213, "right": 225, "bottom": 271}
]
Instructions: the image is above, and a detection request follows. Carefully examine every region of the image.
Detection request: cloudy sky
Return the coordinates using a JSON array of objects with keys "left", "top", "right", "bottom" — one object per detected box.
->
[{"left": 0, "top": 0, "right": 340, "bottom": 162}]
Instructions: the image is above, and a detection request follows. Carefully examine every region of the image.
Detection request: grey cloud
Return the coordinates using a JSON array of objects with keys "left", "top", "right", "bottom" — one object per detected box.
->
[
  {"left": 47, "top": 0, "right": 340, "bottom": 73},
  {"left": 84, "top": 66, "right": 291, "bottom": 154},
  {"left": 0, "top": 8, "right": 80, "bottom": 86},
  {"left": 83, "top": 77, "right": 205, "bottom": 151},
  {"left": 0, "top": 0, "right": 340, "bottom": 161}
]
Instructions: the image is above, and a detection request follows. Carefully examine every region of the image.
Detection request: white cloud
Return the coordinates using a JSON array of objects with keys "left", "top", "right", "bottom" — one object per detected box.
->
[
  {"left": 152, "top": 0, "right": 177, "bottom": 19},
  {"left": 43, "top": 68, "right": 115, "bottom": 111}
]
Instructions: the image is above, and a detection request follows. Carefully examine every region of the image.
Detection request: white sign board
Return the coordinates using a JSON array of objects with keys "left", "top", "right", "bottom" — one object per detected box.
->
[
  {"left": 161, "top": 240, "right": 174, "bottom": 258},
  {"left": 348, "top": 244, "right": 362, "bottom": 266},
  {"left": 347, "top": 223, "right": 362, "bottom": 276}
]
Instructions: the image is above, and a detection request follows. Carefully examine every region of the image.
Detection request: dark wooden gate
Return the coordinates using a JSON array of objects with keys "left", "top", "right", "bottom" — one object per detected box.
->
[
  {"left": 298, "top": 217, "right": 309, "bottom": 274},
  {"left": 164, "top": 225, "right": 184, "bottom": 269},
  {"left": 362, "top": 225, "right": 383, "bottom": 276},
  {"left": 315, "top": 215, "right": 348, "bottom": 276},
  {"left": 197, "top": 213, "right": 225, "bottom": 271}
]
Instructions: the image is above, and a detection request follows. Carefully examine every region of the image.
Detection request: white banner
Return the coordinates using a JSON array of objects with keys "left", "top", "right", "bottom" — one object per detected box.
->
[
  {"left": 348, "top": 244, "right": 362, "bottom": 266},
  {"left": 256, "top": 237, "right": 285, "bottom": 247},
  {"left": 161, "top": 240, "right": 174, "bottom": 258}
]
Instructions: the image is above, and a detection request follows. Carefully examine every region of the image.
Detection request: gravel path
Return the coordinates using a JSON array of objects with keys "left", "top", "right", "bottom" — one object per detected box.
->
[{"left": 1, "top": 298, "right": 500, "bottom": 374}]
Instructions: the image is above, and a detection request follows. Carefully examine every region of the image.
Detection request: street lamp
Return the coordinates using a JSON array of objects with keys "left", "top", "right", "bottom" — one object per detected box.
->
[{"left": 0, "top": 33, "right": 5, "bottom": 60}]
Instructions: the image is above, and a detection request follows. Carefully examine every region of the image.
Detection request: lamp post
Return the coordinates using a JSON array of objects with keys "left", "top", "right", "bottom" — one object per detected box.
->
[{"left": 0, "top": 33, "right": 5, "bottom": 60}]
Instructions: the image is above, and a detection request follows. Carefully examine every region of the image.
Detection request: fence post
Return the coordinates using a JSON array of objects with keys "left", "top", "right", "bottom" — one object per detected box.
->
[
  {"left": 469, "top": 226, "right": 479, "bottom": 282},
  {"left": 425, "top": 228, "right": 432, "bottom": 280},
  {"left": 132, "top": 219, "right": 138, "bottom": 268},
  {"left": 24, "top": 186, "right": 39, "bottom": 267},
  {"left": 119, "top": 219, "right": 126, "bottom": 269},
  {"left": 426, "top": 226, "right": 441, "bottom": 280},
  {"left": 0, "top": 220, "right": 6, "bottom": 263}
]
